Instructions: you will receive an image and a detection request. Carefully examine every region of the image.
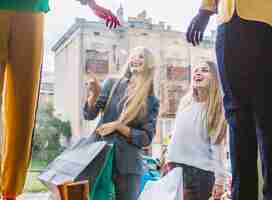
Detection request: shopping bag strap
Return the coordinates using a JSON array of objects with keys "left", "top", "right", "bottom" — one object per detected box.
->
[{"left": 103, "top": 78, "right": 122, "bottom": 115}]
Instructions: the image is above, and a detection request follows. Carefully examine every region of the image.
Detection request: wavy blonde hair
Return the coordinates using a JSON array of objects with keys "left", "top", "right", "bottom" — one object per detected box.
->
[
  {"left": 118, "top": 47, "right": 156, "bottom": 125},
  {"left": 178, "top": 59, "right": 227, "bottom": 144}
]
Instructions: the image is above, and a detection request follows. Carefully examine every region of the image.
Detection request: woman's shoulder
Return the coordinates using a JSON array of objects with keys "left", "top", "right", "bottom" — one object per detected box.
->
[
  {"left": 103, "top": 77, "right": 118, "bottom": 85},
  {"left": 148, "top": 95, "right": 160, "bottom": 108},
  {"left": 101, "top": 77, "right": 121, "bottom": 90}
]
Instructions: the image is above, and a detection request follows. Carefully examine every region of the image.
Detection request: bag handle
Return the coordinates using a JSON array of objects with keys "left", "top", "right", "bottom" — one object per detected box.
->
[{"left": 102, "top": 78, "right": 122, "bottom": 115}]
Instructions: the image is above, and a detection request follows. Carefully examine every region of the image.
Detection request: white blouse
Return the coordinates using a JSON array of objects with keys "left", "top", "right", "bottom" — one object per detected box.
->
[{"left": 167, "top": 102, "right": 226, "bottom": 184}]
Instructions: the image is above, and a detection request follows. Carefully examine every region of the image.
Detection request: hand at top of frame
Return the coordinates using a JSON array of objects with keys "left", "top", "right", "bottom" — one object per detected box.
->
[
  {"left": 77, "top": 0, "right": 121, "bottom": 29},
  {"left": 186, "top": 9, "right": 213, "bottom": 46},
  {"left": 91, "top": 2, "right": 121, "bottom": 29}
]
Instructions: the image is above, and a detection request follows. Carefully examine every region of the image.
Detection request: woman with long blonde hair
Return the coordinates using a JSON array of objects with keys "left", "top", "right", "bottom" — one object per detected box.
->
[
  {"left": 83, "top": 47, "right": 160, "bottom": 200},
  {"left": 166, "top": 59, "right": 227, "bottom": 200}
]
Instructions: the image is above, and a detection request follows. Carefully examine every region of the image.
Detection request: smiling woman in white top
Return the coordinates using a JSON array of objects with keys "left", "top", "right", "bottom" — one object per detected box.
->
[{"left": 167, "top": 59, "right": 227, "bottom": 200}]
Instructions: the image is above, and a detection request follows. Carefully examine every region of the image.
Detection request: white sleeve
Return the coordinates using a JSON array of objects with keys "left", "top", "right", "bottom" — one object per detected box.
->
[
  {"left": 211, "top": 142, "right": 227, "bottom": 185},
  {"left": 166, "top": 109, "right": 183, "bottom": 163}
]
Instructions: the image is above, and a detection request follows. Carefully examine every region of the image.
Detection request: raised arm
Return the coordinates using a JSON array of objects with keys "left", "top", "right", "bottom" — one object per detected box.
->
[
  {"left": 76, "top": 0, "right": 120, "bottom": 28},
  {"left": 186, "top": 0, "right": 218, "bottom": 46},
  {"left": 83, "top": 78, "right": 115, "bottom": 120}
]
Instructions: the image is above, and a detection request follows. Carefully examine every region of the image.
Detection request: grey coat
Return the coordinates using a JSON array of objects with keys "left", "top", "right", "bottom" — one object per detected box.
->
[{"left": 83, "top": 78, "right": 160, "bottom": 175}]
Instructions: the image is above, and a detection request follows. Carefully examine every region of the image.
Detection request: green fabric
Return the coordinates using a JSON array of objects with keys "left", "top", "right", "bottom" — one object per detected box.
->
[
  {"left": 89, "top": 144, "right": 116, "bottom": 200},
  {"left": 0, "top": 0, "right": 49, "bottom": 12}
]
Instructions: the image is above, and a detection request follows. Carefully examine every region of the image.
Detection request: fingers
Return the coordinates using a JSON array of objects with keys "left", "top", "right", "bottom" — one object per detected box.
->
[
  {"left": 106, "top": 17, "right": 110, "bottom": 27},
  {"left": 188, "top": 29, "right": 203, "bottom": 46},
  {"left": 96, "top": 124, "right": 108, "bottom": 134},
  {"left": 186, "top": 21, "right": 194, "bottom": 44},
  {"left": 186, "top": 15, "right": 207, "bottom": 46},
  {"left": 194, "top": 30, "right": 203, "bottom": 46},
  {"left": 105, "top": 14, "right": 120, "bottom": 29},
  {"left": 93, "top": 6, "right": 120, "bottom": 29},
  {"left": 192, "top": 29, "right": 197, "bottom": 46},
  {"left": 186, "top": 20, "right": 201, "bottom": 46},
  {"left": 96, "top": 127, "right": 111, "bottom": 136},
  {"left": 199, "top": 31, "right": 204, "bottom": 44},
  {"left": 96, "top": 126, "right": 104, "bottom": 135},
  {"left": 109, "top": 17, "right": 114, "bottom": 29},
  {"left": 116, "top": 19, "right": 121, "bottom": 27},
  {"left": 113, "top": 16, "right": 120, "bottom": 29}
]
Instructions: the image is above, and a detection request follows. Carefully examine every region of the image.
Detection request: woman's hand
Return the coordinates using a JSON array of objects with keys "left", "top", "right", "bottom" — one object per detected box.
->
[
  {"left": 186, "top": 10, "right": 213, "bottom": 46},
  {"left": 88, "top": 0, "right": 120, "bottom": 29},
  {"left": 86, "top": 73, "right": 100, "bottom": 106},
  {"left": 212, "top": 184, "right": 224, "bottom": 200},
  {"left": 77, "top": 0, "right": 120, "bottom": 29},
  {"left": 96, "top": 121, "right": 121, "bottom": 137}
]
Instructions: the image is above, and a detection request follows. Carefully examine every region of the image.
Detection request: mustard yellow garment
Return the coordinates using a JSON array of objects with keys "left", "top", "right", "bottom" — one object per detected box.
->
[
  {"left": 0, "top": 10, "right": 44, "bottom": 196},
  {"left": 200, "top": 0, "right": 272, "bottom": 26}
]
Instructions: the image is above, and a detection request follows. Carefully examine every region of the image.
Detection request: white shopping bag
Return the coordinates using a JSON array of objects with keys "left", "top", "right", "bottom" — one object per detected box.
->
[{"left": 139, "top": 167, "right": 183, "bottom": 200}]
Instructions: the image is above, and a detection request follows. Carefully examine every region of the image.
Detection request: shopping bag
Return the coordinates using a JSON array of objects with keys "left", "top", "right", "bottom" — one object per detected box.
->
[
  {"left": 138, "top": 167, "right": 183, "bottom": 200},
  {"left": 38, "top": 139, "right": 113, "bottom": 199},
  {"left": 89, "top": 144, "right": 115, "bottom": 200}
]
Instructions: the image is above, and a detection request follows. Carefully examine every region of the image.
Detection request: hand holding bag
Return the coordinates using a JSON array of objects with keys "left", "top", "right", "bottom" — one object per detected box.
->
[{"left": 139, "top": 167, "right": 184, "bottom": 200}]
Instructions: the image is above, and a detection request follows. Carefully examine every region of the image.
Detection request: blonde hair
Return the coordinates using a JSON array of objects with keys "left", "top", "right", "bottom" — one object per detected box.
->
[
  {"left": 178, "top": 60, "right": 227, "bottom": 143},
  {"left": 118, "top": 47, "right": 156, "bottom": 125}
]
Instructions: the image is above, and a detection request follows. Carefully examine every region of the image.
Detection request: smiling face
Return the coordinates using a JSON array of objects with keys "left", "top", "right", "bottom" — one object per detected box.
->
[
  {"left": 192, "top": 61, "right": 214, "bottom": 89},
  {"left": 129, "top": 52, "right": 145, "bottom": 76}
]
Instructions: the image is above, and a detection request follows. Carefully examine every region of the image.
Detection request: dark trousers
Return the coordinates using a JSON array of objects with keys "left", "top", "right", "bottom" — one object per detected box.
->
[
  {"left": 182, "top": 164, "right": 215, "bottom": 200},
  {"left": 216, "top": 13, "right": 272, "bottom": 200},
  {"left": 166, "top": 163, "right": 215, "bottom": 200},
  {"left": 113, "top": 173, "right": 141, "bottom": 200}
]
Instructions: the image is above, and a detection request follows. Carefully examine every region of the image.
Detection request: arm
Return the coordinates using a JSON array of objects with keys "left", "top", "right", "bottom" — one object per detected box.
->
[
  {"left": 200, "top": 0, "right": 218, "bottom": 13},
  {"left": 96, "top": 97, "right": 160, "bottom": 148},
  {"left": 211, "top": 141, "right": 227, "bottom": 199},
  {"left": 124, "top": 97, "right": 160, "bottom": 148},
  {"left": 211, "top": 114, "right": 228, "bottom": 185},
  {"left": 210, "top": 118, "right": 228, "bottom": 199},
  {"left": 186, "top": 0, "right": 218, "bottom": 46},
  {"left": 76, "top": 0, "right": 120, "bottom": 28},
  {"left": 211, "top": 142, "right": 227, "bottom": 186},
  {"left": 83, "top": 78, "right": 114, "bottom": 120}
]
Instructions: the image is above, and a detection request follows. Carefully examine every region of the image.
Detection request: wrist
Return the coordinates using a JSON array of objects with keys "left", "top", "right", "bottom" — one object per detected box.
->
[
  {"left": 115, "top": 121, "right": 131, "bottom": 138},
  {"left": 115, "top": 120, "right": 123, "bottom": 131},
  {"left": 198, "top": 9, "right": 214, "bottom": 17}
]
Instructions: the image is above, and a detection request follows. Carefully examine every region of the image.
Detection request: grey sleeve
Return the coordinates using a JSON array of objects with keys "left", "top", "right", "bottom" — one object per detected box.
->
[{"left": 130, "top": 98, "right": 160, "bottom": 148}]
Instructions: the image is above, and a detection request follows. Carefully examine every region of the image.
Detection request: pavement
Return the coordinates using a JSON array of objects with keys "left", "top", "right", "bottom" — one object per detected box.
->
[{"left": 17, "top": 192, "right": 51, "bottom": 200}]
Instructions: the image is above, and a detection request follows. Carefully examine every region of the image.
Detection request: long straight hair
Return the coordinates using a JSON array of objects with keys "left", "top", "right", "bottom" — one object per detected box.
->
[{"left": 117, "top": 47, "right": 156, "bottom": 125}]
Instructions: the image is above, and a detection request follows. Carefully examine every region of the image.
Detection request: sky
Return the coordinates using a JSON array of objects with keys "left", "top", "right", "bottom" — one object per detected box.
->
[{"left": 44, "top": 0, "right": 217, "bottom": 71}]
